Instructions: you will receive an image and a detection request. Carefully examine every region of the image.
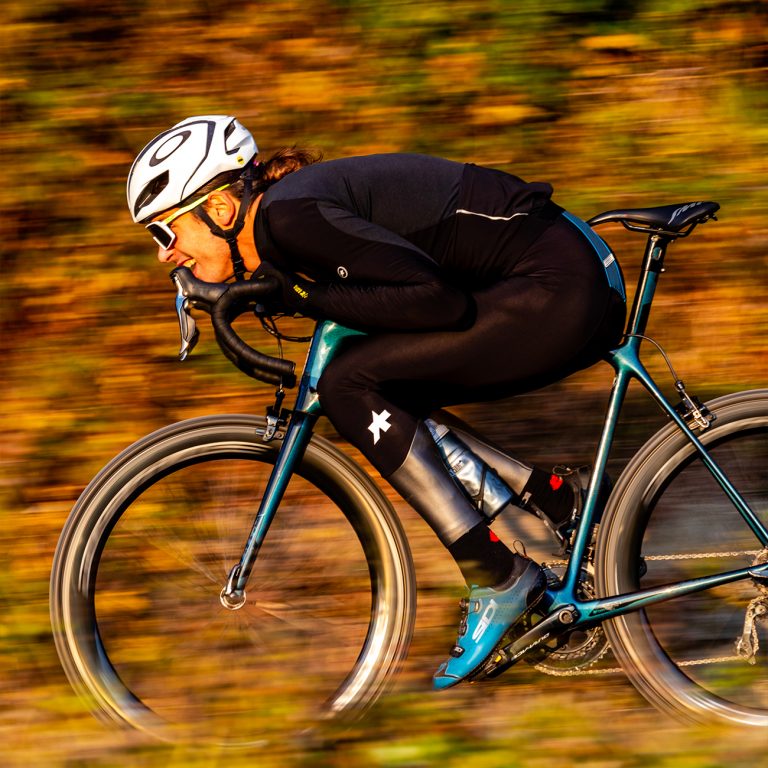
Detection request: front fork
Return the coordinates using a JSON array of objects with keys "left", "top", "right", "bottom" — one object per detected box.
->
[
  {"left": 220, "top": 321, "right": 365, "bottom": 608},
  {"left": 220, "top": 410, "right": 317, "bottom": 608}
]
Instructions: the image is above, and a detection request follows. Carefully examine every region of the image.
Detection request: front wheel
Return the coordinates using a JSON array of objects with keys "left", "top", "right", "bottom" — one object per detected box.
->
[
  {"left": 50, "top": 415, "right": 416, "bottom": 746},
  {"left": 597, "top": 390, "right": 768, "bottom": 726}
]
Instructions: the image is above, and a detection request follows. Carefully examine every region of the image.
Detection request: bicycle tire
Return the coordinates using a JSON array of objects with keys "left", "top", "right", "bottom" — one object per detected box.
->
[
  {"left": 596, "top": 389, "right": 768, "bottom": 726},
  {"left": 50, "top": 414, "right": 416, "bottom": 746}
]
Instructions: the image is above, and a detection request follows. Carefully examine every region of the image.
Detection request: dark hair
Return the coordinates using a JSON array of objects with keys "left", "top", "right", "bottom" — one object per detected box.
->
[{"left": 191, "top": 146, "right": 322, "bottom": 218}]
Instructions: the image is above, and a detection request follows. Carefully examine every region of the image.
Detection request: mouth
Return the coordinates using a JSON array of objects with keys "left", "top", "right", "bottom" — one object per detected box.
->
[{"left": 175, "top": 258, "right": 197, "bottom": 273}]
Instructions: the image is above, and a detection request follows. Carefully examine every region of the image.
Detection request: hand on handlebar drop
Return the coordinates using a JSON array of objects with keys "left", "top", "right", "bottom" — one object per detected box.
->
[{"left": 253, "top": 261, "right": 323, "bottom": 318}]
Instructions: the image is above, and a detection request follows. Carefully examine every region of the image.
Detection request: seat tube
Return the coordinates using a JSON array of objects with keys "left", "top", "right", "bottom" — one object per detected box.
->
[
  {"left": 561, "top": 359, "right": 632, "bottom": 596},
  {"left": 560, "top": 233, "right": 668, "bottom": 598}
]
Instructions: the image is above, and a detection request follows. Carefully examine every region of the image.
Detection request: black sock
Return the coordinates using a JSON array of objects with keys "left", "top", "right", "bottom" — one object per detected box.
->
[
  {"left": 520, "top": 467, "right": 573, "bottom": 526},
  {"left": 448, "top": 523, "right": 520, "bottom": 587}
]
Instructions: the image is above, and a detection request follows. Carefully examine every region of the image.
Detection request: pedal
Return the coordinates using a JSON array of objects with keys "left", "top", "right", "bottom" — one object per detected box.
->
[{"left": 471, "top": 605, "right": 580, "bottom": 681}]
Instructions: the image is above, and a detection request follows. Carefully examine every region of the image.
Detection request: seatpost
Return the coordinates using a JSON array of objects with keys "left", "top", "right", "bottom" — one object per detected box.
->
[{"left": 626, "top": 233, "right": 671, "bottom": 338}]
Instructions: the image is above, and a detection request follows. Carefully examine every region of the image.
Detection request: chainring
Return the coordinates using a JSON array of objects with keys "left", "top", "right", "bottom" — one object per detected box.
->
[{"left": 519, "top": 561, "right": 611, "bottom": 675}]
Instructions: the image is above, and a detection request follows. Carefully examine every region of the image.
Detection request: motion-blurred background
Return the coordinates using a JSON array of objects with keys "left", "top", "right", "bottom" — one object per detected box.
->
[{"left": 2, "top": 1, "right": 766, "bottom": 765}]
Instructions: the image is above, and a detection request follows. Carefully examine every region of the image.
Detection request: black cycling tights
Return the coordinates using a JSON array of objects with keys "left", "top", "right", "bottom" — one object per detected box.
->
[{"left": 317, "top": 215, "right": 627, "bottom": 479}]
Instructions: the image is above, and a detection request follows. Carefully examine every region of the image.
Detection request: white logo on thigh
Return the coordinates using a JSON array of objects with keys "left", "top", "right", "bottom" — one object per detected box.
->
[
  {"left": 471, "top": 599, "right": 498, "bottom": 642},
  {"left": 368, "top": 410, "right": 392, "bottom": 445}
]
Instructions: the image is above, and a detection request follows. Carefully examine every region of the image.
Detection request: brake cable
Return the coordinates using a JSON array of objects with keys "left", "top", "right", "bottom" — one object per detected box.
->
[{"left": 258, "top": 313, "right": 313, "bottom": 344}]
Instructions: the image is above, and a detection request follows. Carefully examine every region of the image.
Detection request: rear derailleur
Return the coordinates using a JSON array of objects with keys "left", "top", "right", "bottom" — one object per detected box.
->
[{"left": 736, "top": 549, "right": 768, "bottom": 665}]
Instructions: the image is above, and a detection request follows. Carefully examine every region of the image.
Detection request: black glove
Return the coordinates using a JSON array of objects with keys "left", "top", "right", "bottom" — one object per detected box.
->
[{"left": 252, "top": 261, "right": 323, "bottom": 317}]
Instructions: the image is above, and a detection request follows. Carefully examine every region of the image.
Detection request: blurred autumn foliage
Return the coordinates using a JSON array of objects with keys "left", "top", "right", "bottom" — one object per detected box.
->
[{"left": 1, "top": 1, "right": 767, "bottom": 766}]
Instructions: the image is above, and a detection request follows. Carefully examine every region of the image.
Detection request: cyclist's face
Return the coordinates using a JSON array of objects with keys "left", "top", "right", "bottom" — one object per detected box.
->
[{"left": 154, "top": 210, "right": 235, "bottom": 282}]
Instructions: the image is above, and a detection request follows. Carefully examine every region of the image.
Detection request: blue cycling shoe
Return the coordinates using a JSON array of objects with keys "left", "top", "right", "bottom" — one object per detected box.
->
[{"left": 433, "top": 557, "right": 546, "bottom": 690}]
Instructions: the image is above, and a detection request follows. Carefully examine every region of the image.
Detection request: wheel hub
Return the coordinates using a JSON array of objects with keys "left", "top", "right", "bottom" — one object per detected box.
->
[
  {"left": 220, "top": 587, "right": 247, "bottom": 610},
  {"left": 751, "top": 548, "right": 768, "bottom": 596},
  {"left": 220, "top": 563, "right": 247, "bottom": 610}
]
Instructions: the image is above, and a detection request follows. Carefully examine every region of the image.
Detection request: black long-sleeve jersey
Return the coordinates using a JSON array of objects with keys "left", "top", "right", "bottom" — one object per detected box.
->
[{"left": 253, "top": 154, "right": 555, "bottom": 331}]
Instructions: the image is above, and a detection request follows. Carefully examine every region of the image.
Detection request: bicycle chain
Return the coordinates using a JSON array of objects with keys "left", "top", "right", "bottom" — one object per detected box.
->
[
  {"left": 644, "top": 550, "right": 760, "bottom": 561},
  {"left": 535, "top": 653, "right": 751, "bottom": 677},
  {"left": 532, "top": 548, "right": 768, "bottom": 678}
]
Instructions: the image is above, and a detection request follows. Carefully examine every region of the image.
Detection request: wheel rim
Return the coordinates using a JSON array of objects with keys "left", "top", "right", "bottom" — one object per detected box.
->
[
  {"left": 53, "top": 421, "right": 413, "bottom": 745},
  {"left": 603, "top": 408, "right": 768, "bottom": 725}
]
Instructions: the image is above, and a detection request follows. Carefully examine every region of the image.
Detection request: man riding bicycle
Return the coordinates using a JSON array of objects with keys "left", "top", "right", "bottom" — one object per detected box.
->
[{"left": 127, "top": 114, "right": 626, "bottom": 688}]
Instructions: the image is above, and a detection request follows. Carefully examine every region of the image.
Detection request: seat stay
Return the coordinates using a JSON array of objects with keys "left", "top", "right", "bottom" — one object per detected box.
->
[{"left": 588, "top": 201, "right": 719, "bottom": 236}]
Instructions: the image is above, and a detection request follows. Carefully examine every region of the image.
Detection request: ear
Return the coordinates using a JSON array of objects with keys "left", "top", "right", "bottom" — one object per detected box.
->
[{"left": 205, "top": 191, "right": 237, "bottom": 227}]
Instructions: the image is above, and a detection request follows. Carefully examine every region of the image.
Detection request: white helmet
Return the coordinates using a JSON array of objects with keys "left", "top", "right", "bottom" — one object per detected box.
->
[{"left": 127, "top": 115, "right": 258, "bottom": 223}]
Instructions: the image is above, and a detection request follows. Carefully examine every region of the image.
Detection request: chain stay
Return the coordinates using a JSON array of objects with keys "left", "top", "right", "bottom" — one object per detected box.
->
[{"left": 535, "top": 549, "right": 768, "bottom": 677}]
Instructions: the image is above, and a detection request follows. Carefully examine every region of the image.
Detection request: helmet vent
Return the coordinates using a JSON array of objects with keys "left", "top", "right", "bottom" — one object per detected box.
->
[{"left": 134, "top": 171, "right": 169, "bottom": 218}]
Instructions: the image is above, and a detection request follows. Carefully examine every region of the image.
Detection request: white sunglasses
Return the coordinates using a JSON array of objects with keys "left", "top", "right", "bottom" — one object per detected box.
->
[{"left": 146, "top": 184, "right": 231, "bottom": 249}]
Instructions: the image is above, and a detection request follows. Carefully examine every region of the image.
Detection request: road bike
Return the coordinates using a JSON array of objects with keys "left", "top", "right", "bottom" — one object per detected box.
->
[{"left": 50, "top": 200, "right": 768, "bottom": 745}]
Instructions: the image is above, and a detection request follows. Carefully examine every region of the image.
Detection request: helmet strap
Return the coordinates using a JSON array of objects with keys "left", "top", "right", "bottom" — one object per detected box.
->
[{"left": 195, "top": 165, "right": 256, "bottom": 281}]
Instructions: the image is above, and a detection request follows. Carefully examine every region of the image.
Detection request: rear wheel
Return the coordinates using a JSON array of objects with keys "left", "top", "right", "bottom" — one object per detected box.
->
[
  {"left": 597, "top": 390, "right": 768, "bottom": 726},
  {"left": 50, "top": 415, "right": 415, "bottom": 745}
]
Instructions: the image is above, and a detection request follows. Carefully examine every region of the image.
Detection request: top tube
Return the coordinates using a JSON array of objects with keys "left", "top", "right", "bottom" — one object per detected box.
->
[{"left": 296, "top": 321, "right": 367, "bottom": 415}]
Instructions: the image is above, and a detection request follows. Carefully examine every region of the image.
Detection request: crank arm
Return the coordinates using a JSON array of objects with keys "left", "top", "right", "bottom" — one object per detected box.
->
[{"left": 476, "top": 605, "right": 580, "bottom": 680}]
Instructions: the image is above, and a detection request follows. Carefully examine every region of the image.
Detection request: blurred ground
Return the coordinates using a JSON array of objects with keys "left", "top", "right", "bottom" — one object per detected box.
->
[{"left": 1, "top": 1, "right": 767, "bottom": 765}]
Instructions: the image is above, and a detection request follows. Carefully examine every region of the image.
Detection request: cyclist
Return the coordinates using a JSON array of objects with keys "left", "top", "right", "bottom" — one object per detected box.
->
[{"left": 127, "top": 115, "right": 626, "bottom": 689}]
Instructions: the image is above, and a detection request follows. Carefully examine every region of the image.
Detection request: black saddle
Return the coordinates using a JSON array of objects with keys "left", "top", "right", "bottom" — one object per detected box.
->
[{"left": 588, "top": 201, "right": 720, "bottom": 236}]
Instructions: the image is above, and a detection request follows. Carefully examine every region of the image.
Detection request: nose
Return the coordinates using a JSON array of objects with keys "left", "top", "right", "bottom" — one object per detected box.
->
[{"left": 157, "top": 245, "right": 174, "bottom": 263}]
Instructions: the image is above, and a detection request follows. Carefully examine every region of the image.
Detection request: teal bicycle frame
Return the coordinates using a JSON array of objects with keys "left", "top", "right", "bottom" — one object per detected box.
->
[
  {"left": 224, "top": 230, "right": 768, "bottom": 657},
  {"left": 224, "top": 321, "right": 365, "bottom": 598}
]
